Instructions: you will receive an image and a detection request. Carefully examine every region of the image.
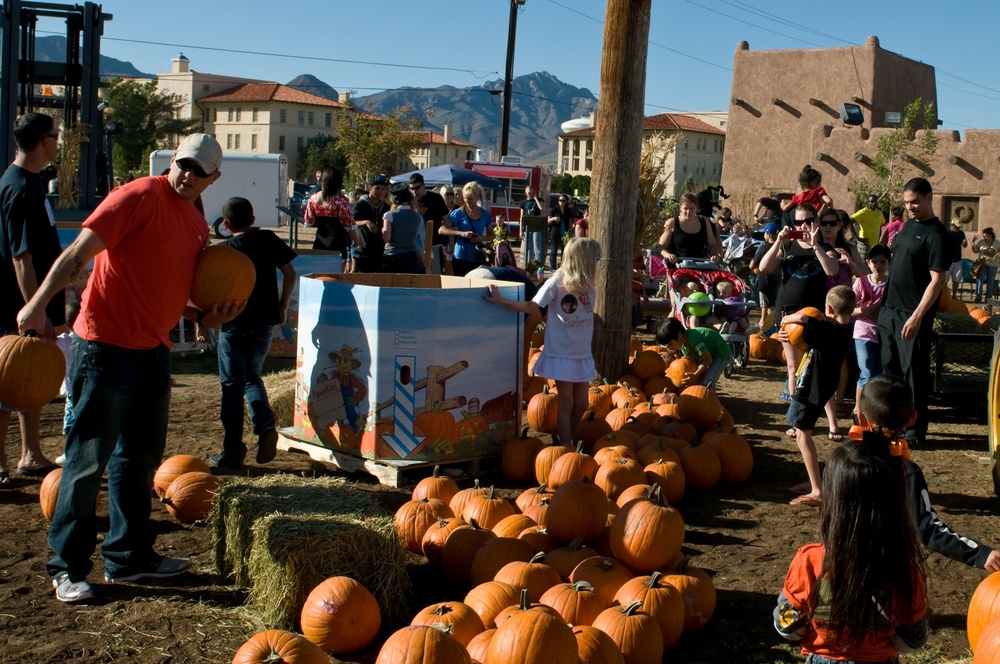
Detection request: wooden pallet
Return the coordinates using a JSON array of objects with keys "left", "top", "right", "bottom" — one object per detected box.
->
[{"left": 277, "top": 428, "right": 497, "bottom": 488}]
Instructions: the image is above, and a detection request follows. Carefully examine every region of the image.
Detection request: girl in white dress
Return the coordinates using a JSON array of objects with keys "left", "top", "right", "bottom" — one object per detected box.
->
[{"left": 486, "top": 237, "right": 600, "bottom": 444}]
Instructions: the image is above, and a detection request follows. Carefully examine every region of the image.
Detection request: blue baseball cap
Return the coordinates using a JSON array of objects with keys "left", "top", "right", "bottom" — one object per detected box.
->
[{"left": 763, "top": 222, "right": 781, "bottom": 235}]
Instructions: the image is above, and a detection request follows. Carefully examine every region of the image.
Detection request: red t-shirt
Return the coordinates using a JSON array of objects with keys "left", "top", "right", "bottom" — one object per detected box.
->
[
  {"left": 790, "top": 186, "right": 828, "bottom": 210},
  {"left": 74, "top": 176, "right": 209, "bottom": 349},
  {"left": 783, "top": 543, "right": 926, "bottom": 661}
]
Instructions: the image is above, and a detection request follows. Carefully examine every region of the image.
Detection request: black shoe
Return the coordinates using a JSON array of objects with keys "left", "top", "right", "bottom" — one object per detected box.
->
[
  {"left": 208, "top": 454, "right": 243, "bottom": 473},
  {"left": 256, "top": 429, "right": 279, "bottom": 464}
]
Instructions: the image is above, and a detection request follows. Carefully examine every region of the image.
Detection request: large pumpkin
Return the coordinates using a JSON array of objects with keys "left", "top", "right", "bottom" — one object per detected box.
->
[
  {"left": 594, "top": 457, "right": 646, "bottom": 502},
  {"left": 492, "top": 513, "right": 537, "bottom": 539},
  {"left": 450, "top": 479, "right": 489, "bottom": 518},
  {"left": 0, "top": 333, "right": 66, "bottom": 410},
  {"left": 394, "top": 497, "right": 455, "bottom": 554},
  {"left": 574, "top": 412, "right": 614, "bottom": 453},
  {"left": 470, "top": 536, "right": 535, "bottom": 587},
  {"left": 153, "top": 454, "right": 212, "bottom": 498},
  {"left": 39, "top": 467, "right": 100, "bottom": 520},
  {"left": 569, "top": 556, "right": 635, "bottom": 606},
  {"left": 675, "top": 385, "right": 722, "bottom": 432},
  {"left": 548, "top": 442, "right": 600, "bottom": 488},
  {"left": 546, "top": 537, "right": 597, "bottom": 581},
  {"left": 613, "top": 571, "right": 685, "bottom": 651},
  {"left": 706, "top": 433, "right": 753, "bottom": 484},
  {"left": 543, "top": 478, "right": 610, "bottom": 545},
  {"left": 535, "top": 443, "right": 572, "bottom": 485},
  {"left": 782, "top": 306, "right": 824, "bottom": 351},
  {"left": 540, "top": 580, "right": 609, "bottom": 627},
  {"left": 375, "top": 623, "right": 472, "bottom": 664},
  {"left": 232, "top": 629, "right": 329, "bottom": 664},
  {"left": 969, "top": 572, "right": 1000, "bottom": 652},
  {"left": 412, "top": 465, "right": 460, "bottom": 504},
  {"left": 974, "top": 616, "right": 1000, "bottom": 663},
  {"left": 190, "top": 244, "right": 256, "bottom": 311},
  {"left": 666, "top": 357, "right": 697, "bottom": 392},
  {"left": 527, "top": 386, "right": 559, "bottom": 434},
  {"left": 501, "top": 429, "right": 544, "bottom": 482},
  {"left": 591, "top": 599, "right": 664, "bottom": 664},
  {"left": 573, "top": 625, "right": 626, "bottom": 664},
  {"left": 462, "top": 486, "right": 516, "bottom": 530},
  {"left": 421, "top": 517, "right": 471, "bottom": 565},
  {"left": 494, "top": 552, "right": 563, "bottom": 603},
  {"left": 486, "top": 599, "right": 579, "bottom": 664},
  {"left": 161, "top": 471, "right": 221, "bottom": 523},
  {"left": 610, "top": 486, "right": 684, "bottom": 572},
  {"left": 442, "top": 520, "right": 498, "bottom": 585},
  {"left": 411, "top": 601, "right": 485, "bottom": 648},
  {"left": 465, "top": 580, "right": 520, "bottom": 629},
  {"left": 679, "top": 443, "right": 722, "bottom": 490},
  {"left": 300, "top": 576, "right": 381, "bottom": 654},
  {"left": 663, "top": 557, "right": 716, "bottom": 631}
]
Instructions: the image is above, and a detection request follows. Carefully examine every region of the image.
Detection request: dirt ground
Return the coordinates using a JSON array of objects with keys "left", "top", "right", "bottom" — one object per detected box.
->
[{"left": 1, "top": 333, "right": 996, "bottom": 663}]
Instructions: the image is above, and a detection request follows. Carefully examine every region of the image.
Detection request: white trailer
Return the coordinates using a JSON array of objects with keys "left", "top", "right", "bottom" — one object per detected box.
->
[{"left": 149, "top": 150, "right": 289, "bottom": 238}]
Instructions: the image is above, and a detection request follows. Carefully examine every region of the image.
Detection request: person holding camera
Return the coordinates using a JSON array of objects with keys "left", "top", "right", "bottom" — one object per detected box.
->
[{"left": 758, "top": 204, "right": 839, "bottom": 408}]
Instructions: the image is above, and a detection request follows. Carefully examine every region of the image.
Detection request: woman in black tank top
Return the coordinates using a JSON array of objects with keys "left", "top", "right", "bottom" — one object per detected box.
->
[{"left": 657, "top": 193, "right": 722, "bottom": 266}]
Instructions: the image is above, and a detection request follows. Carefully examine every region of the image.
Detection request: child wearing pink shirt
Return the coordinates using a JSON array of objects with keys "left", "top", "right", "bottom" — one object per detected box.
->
[{"left": 851, "top": 243, "right": 890, "bottom": 422}]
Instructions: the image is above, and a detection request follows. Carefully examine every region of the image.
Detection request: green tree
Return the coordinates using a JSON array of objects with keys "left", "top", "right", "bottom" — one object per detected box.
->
[
  {"left": 570, "top": 174, "right": 592, "bottom": 198},
  {"left": 550, "top": 173, "right": 573, "bottom": 195},
  {"left": 298, "top": 134, "right": 347, "bottom": 181},
  {"left": 335, "top": 105, "right": 423, "bottom": 183},
  {"left": 679, "top": 175, "right": 696, "bottom": 196},
  {"left": 103, "top": 78, "right": 201, "bottom": 178},
  {"left": 854, "top": 98, "right": 938, "bottom": 210}
]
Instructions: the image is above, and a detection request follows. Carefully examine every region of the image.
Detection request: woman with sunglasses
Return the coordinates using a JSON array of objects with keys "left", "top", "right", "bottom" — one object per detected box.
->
[
  {"left": 441, "top": 182, "right": 494, "bottom": 276},
  {"left": 758, "top": 204, "right": 840, "bottom": 412},
  {"left": 817, "top": 209, "right": 869, "bottom": 289}
]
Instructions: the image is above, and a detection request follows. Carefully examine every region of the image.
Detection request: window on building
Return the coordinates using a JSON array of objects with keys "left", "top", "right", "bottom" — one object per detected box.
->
[
  {"left": 454, "top": 149, "right": 458, "bottom": 158},
  {"left": 307, "top": 111, "right": 314, "bottom": 126},
  {"left": 226, "top": 134, "right": 232, "bottom": 149},
  {"left": 278, "top": 135, "right": 285, "bottom": 150},
  {"left": 297, "top": 110, "right": 304, "bottom": 125},
  {"left": 227, "top": 108, "right": 233, "bottom": 122},
  {"left": 435, "top": 147, "right": 439, "bottom": 157},
  {"left": 297, "top": 136, "right": 304, "bottom": 151},
  {"left": 213, "top": 109, "right": 218, "bottom": 122},
  {"left": 562, "top": 141, "right": 569, "bottom": 156},
  {"left": 203, "top": 108, "right": 210, "bottom": 122},
  {"left": 572, "top": 157, "right": 579, "bottom": 171},
  {"left": 720, "top": 120, "right": 726, "bottom": 127},
  {"left": 683, "top": 164, "right": 687, "bottom": 173},
  {"left": 585, "top": 158, "right": 593, "bottom": 171},
  {"left": 252, "top": 108, "right": 258, "bottom": 122},
  {"left": 234, "top": 134, "right": 241, "bottom": 150},
  {"left": 279, "top": 109, "right": 286, "bottom": 123},
  {"left": 467, "top": 151, "right": 473, "bottom": 160},
  {"left": 586, "top": 139, "right": 593, "bottom": 156},
  {"left": 562, "top": 158, "right": 569, "bottom": 171},
  {"left": 235, "top": 108, "right": 241, "bottom": 122},
  {"left": 325, "top": 113, "right": 332, "bottom": 128},
  {"left": 251, "top": 134, "right": 257, "bottom": 150},
  {"left": 684, "top": 141, "right": 688, "bottom": 149},
  {"left": 202, "top": 84, "right": 210, "bottom": 92}
]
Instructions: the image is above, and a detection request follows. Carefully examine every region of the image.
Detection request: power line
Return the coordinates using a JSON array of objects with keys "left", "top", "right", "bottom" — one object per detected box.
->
[{"left": 681, "top": 0, "right": 826, "bottom": 48}]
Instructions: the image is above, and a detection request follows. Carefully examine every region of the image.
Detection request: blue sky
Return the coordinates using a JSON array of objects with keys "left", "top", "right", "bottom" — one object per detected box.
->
[{"left": 37, "top": 1, "right": 1000, "bottom": 133}]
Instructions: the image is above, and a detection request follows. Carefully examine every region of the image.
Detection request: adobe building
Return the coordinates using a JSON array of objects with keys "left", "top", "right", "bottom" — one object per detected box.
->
[{"left": 722, "top": 36, "right": 1000, "bottom": 251}]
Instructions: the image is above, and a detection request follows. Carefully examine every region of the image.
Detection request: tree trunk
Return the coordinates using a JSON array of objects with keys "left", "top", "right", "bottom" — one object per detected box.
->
[{"left": 590, "top": 0, "right": 652, "bottom": 381}]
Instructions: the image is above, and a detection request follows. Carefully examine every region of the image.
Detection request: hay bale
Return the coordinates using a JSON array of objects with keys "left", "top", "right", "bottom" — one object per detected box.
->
[
  {"left": 210, "top": 474, "right": 383, "bottom": 586},
  {"left": 245, "top": 512, "right": 409, "bottom": 630},
  {"left": 244, "top": 369, "right": 296, "bottom": 432},
  {"left": 934, "top": 312, "right": 989, "bottom": 335}
]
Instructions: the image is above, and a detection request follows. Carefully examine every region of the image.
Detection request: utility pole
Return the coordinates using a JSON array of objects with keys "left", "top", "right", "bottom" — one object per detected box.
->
[{"left": 500, "top": 0, "right": 525, "bottom": 160}]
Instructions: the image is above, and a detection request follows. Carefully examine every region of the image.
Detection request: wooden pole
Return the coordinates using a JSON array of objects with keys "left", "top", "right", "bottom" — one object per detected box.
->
[{"left": 590, "top": 0, "right": 651, "bottom": 381}]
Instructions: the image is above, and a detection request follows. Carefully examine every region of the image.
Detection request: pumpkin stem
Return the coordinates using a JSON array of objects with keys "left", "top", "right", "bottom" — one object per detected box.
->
[
  {"left": 574, "top": 441, "right": 585, "bottom": 453},
  {"left": 517, "top": 587, "right": 531, "bottom": 610},
  {"left": 521, "top": 426, "right": 530, "bottom": 438},
  {"left": 571, "top": 580, "right": 595, "bottom": 592},
  {"left": 529, "top": 551, "right": 547, "bottom": 564},
  {"left": 468, "top": 518, "right": 482, "bottom": 529},
  {"left": 485, "top": 485, "right": 496, "bottom": 499},
  {"left": 431, "top": 604, "right": 455, "bottom": 616},
  {"left": 621, "top": 599, "right": 644, "bottom": 615},
  {"left": 430, "top": 621, "right": 455, "bottom": 634},
  {"left": 646, "top": 571, "right": 663, "bottom": 588},
  {"left": 567, "top": 537, "right": 583, "bottom": 551},
  {"left": 436, "top": 516, "right": 448, "bottom": 528},
  {"left": 431, "top": 465, "right": 441, "bottom": 479}
]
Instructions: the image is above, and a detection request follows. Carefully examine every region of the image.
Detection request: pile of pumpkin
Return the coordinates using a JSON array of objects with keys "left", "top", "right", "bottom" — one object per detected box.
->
[
  {"left": 39, "top": 454, "right": 220, "bottom": 524},
  {"left": 966, "top": 572, "right": 1000, "bottom": 662},
  {"left": 383, "top": 451, "right": 718, "bottom": 664}
]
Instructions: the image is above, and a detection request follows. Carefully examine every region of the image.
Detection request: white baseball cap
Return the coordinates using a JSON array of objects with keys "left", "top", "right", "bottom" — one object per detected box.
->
[{"left": 175, "top": 133, "right": 223, "bottom": 175}]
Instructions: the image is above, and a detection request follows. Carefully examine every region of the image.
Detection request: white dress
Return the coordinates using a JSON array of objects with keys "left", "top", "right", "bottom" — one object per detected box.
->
[{"left": 531, "top": 273, "right": 597, "bottom": 383}]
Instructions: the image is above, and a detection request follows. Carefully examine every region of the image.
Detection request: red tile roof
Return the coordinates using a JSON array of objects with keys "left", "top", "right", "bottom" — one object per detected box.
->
[
  {"left": 200, "top": 83, "right": 347, "bottom": 108},
  {"left": 403, "top": 130, "right": 473, "bottom": 147},
  {"left": 560, "top": 112, "right": 724, "bottom": 137}
]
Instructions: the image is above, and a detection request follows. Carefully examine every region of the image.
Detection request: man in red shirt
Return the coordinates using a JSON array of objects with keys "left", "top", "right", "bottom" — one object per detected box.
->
[{"left": 18, "top": 134, "right": 244, "bottom": 603}]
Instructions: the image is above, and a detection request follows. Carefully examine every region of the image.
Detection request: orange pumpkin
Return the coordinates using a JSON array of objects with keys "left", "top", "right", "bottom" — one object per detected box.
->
[
  {"left": 613, "top": 571, "right": 685, "bottom": 651},
  {"left": 587, "top": 386, "right": 615, "bottom": 419},
  {"left": 540, "top": 580, "right": 609, "bottom": 627},
  {"left": 375, "top": 623, "right": 472, "bottom": 664},
  {"left": 0, "top": 333, "right": 66, "bottom": 410},
  {"left": 413, "top": 464, "right": 461, "bottom": 504},
  {"left": 190, "top": 244, "right": 256, "bottom": 311},
  {"left": 569, "top": 555, "right": 634, "bottom": 606},
  {"left": 518, "top": 525, "right": 556, "bottom": 554},
  {"left": 153, "top": 454, "right": 211, "bottom": 498},
  {"left": 492, "top": 513, "right": 537, "bottom": 539},
  {"left": 675, "top": 385, "right": 722, "bottom": 432},
  {"left": 782, "top": 306, "right": 824, "bottom": 351},
  {"left": 300, "top": 576, "right": 381, "bottom": 654},
  {"left": 515, "top": 484, "right": 553, "bottom": 512},
  {"left": 422, "top": 517, "right": 471, "bottom": 565},
  {"left": 706, "top": 433, "right": 754, "bottom": 484},
  {"left": 969, "top": 572, "right": 1000, "bottom": 652},
  {"left": 544, "top": 477, "right": 609, "bottom": 545},
  {"left": 610, "top": 486, "right": 685, "bottom": 573},
  {"left": 441, "top": 519, "right": 497, "bottom": 585},
  {"left": 616, "top": 483, "right": 653, "bottom": 508},
  {"left": 548, "top": 442, "right": 600, "bottom": 488},
  {"left": 662, "top": 557, "right": 716, "bottom": 631},
  {"left": 455, "top": 410, "right": 489, "bottom": 443},
  {"left": 679, "top": 443, "right": 722, "bottom": 490},
  {"left": 492, "top": 587, "right": 564, "bottom": 628},
  {"left": 535, "top": 443, "right": 572, "bottom": 485},
  {"left": 411, "top": 601, "right": 485, "bottom": 648},
  {"left": 545, "top": 537, "right": 598, "bottom": 581},
  {"left": 748, "top": 333, "right": 768, "bottom": 360},
  {"left": 573, "top": 411, "right": 614, "bottom": 452},
  {"left": 595, "top": 457, "right": 646, "bottom": 502},
  {"left": 501, "top": 429, "right": 545, "bottom": 482},
  {"left": 414, "top": 407, "right": 456, "bottom": 444},
  {"left": 39, "top": 467, "right": 100, "bottom": 520},
  {"left": 631, "top": 350, "right": 667, "bottom": 381},
  {"left": 494, "top": 551, "right": 562, "bottom": 602},
  {"left": 593, "top": 445, "right": 636, "bottom": 466},
  {"left": 467, "top": 628, "right": 496, "bottom": 664},
  {"left": 465, "top": 580, "right": 520, "bottom": 629},
  {"left": 487, "top": 595, "right": 578, "bottom": 664},
  {"left": 644, "top": 459, "right": 686, "bottom": 504},
  {"left": 470, "top": 536, "right": 535, "bottom": 587},
  {"left": 160, "top": 471, "right": 221, "bottom": 523},
  {"left": 527, "top": 386, "right": 559, "bottom": 434},
  {"left": 573, "top": 624, "right": 625, "bottom": 664},
  {"left": 462, "top": 486, "right": 515, "bottom": 530},
  {"left": 394, "top": 497, "right": 455, "bottom": 554},
  {"left": 232, "top": 629, "right": 329, "bottom": 664},
  {"left": 666, "top": 357, "right": 697, "bottom": 391},
  {"left": 450, "top": 479, "right": 489, "bottom": 518},
  {"left": 611, "top": 385, "right": 646, "bottom": 411},
  {"left": 591, "top": 599, "right": 664, "bottom": 664}
]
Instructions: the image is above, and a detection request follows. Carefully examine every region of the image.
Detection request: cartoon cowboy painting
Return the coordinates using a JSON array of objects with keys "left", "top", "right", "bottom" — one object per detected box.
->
[{"left": 330, "top": 345, "right": 367, "bottom": 431}]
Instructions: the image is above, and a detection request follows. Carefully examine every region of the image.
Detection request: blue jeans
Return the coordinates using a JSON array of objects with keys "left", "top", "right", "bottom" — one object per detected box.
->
[
  {"left": 526, "top": 231, "right": 544, "bottom": 265},
  {"left": 855, "top": 338, "right": 881, "bottom": 388},
  {"left": 63, "top": 331, "right": 83, "bottom": 434},
  {"left": 548, "top": 226, "right": 563, "bottom": 270},
  {"left": 218, "top": 325, "right": 275, "bottom": 463},
  {"left": 47, "top": 341, "right": 171, "bottom": 581},
  {"left": 976, "top": 264, "right": 997, "bottom": 301}
]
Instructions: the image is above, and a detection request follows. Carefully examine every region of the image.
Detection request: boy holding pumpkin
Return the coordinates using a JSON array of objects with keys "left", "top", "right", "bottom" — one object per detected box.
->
[{"left": 204, "top": 197, "right": 296, "bottom": 471}]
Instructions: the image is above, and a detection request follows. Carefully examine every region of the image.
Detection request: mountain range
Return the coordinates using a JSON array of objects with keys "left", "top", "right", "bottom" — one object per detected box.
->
[{"left": 37, "top": 36, "right": 596, "bottom": 164}]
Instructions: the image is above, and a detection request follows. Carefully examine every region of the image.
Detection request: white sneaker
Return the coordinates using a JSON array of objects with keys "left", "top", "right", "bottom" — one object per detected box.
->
[
  {"left": 105, "top": 557, "right": 191, "bottom": 584},
  {"left": 53, "top": 572, "right": 94, "bottom": 603}
]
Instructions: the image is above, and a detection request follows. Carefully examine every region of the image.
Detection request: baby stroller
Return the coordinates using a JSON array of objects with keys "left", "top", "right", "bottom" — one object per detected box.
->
[{"left": 666, "top": 259, "right": 757, "bottom": 378}]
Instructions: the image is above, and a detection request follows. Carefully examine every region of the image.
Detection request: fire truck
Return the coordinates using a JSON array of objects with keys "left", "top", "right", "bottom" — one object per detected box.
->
[{"left": 464, "top": 157, "right": 551, "bottom": 239}]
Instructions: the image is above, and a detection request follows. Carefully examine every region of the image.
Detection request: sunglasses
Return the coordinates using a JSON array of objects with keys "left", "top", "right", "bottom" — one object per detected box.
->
[
  {"left": 795, "top": 217, "right": 816, "bottom": 226},
  {"left": 409, "top": 184, "right": 424, "bottom": 190},
  {"left": 559, "top": 199, "right": 568, "bottom": 203},
  {"left": 819, "top": 219, "right": 840, "bottom": 227},
  {"left": 175, "top": 159, "right": 210, "bottom": 178}
]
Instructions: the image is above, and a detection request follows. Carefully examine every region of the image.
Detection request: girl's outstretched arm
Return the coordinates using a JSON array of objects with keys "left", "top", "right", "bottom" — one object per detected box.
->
[{"left": 484, "top": 284, "right": 540, "bottom": 316}]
